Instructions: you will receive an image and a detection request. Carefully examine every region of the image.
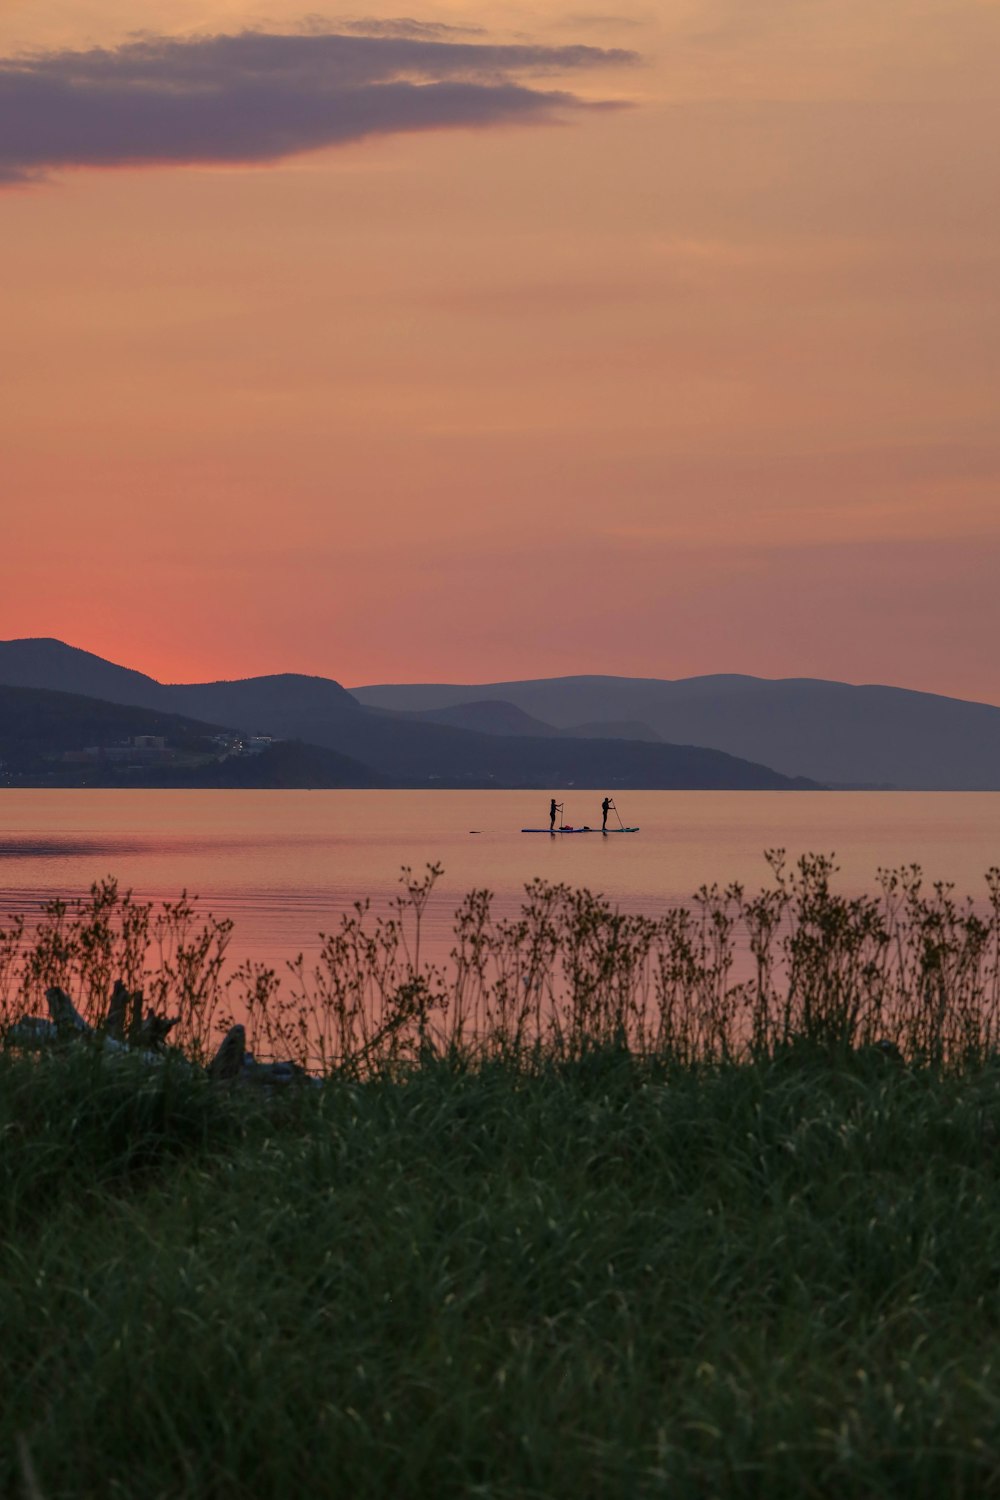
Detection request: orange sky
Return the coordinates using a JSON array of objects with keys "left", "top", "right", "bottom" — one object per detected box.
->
[{"left": 2, "top": 1, "right": 998, "bottom": 700}]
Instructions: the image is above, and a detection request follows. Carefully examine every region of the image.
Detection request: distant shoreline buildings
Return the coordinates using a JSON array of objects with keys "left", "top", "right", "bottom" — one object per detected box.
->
[{"left": 59, "top": 733, "right": 279, "bottom": 768}]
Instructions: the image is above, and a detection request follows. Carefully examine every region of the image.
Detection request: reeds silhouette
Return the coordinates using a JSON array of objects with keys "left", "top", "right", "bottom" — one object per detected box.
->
[{"left": 3, "top": 852, "right": 1000, "bottom": 1073}]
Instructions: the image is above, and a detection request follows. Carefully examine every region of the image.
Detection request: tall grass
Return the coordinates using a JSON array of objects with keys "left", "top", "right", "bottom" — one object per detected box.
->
[
  {"left": 1, "top": 852, "right": 1000, "bottom": 1074},
  {"left": 2, "top": 852, "right": 1000, "bottom": 1072},
  {"left": 0, "top": 878, "right": 232, "bottom": 1063},
  {"left": 4, "top": 1048, "right": 1000, "bottom": 1498},
  {"left": 5, "top": 859, "right": 1000, "bottom": 1495}
]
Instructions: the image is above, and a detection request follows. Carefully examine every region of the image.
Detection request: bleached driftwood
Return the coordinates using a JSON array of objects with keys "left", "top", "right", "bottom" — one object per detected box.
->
[
  {"left": 104, "top": 980, "right": 178, "bottom": 1048},
  {"left": 207, "top": 1024, "right": 316, "bottom": 1087},
  {"left": 5, "top": 982, "right": 315, "bottom": 1087},
  {"left": 209, "top": 1024, "right": 246, "bottom": 1082},
  {"left": 106, "top": 979, "right": 130, "bottom": 1038},
  {"left": 42, "top": 986, "right": 179, "bottom": 1067},
  {"left": 6, "top": 1016, "right": 59, "bottom": 1048},
  {"left": 46, "top": 986, "right": 91, "bottom": 1034}
]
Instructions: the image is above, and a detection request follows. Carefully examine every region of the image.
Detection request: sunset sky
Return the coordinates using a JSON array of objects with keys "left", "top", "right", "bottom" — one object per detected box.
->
[{"left": 2, "top": 1, "right": 998, "bottom": 700}]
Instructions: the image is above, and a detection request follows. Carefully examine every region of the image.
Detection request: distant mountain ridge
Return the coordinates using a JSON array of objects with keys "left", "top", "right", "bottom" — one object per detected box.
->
[
  {"left": 0, "top": 639, "right": 817, "bottom": 790},
  {"left": 0, "top": 683, "right": 384, "bottom": 788},
  {"left": 10, "top": 638, "right": 1000, "bottom": 787},
  {"left": 352, "top": 673, "right": 1000, "bottom": 790},
  {"left": 0, "top": 683, "right": 226, "bottom": 759},
  {"left": 0, "top": 638, "right": 360, "bottom": 724}
]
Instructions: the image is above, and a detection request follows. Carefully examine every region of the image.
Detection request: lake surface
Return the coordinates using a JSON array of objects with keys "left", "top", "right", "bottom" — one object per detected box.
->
[{"left": 2, "top": 790, "right": 1000, "bottom": 972}]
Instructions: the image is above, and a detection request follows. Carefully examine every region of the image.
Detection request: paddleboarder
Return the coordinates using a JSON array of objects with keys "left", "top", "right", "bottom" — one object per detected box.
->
[
  {"left": 602, "top": 796, "right": 612, "bottom": 832},
  {"left": 549, "top": 798, "right": 563, "bottom": 832}
]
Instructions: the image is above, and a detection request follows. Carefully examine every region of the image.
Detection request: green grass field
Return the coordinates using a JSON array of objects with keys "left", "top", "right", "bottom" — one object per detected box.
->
[
  {"left": 3, "top": 857, "right": 1000, "bottom": 1495},
  {"left": 5, "top": 1044, "right": 1000, "bottom": 1498}
]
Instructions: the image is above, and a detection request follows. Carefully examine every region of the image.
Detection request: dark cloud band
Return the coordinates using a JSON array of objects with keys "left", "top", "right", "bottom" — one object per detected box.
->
[{"left": 0, "top": 28, "right": 636, "bottom": 183}]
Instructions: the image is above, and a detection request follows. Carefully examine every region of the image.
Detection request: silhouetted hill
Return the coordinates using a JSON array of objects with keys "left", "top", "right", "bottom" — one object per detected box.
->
[
  {"left": 169, "top": 674, "right": 362, "bottom": 731},
  {"left": 0, "top": 638, "right": 361, "bottom": 730},
  {"left": 405, "top": 700, "right": 662, "bottom": 744},
  {"left": 0, "top": 638, "right": 169, "bottom": 707},
  {"left": 562, "top": 720, "right": 662, "bottom": 743},
  {"left": 278, "top": 708, "right": 814, "bottom": 788},
  {"left": 0, "top": 640, "right": 818, "bottom": 789},
  {"left": 0, "top": 684, "right": 383, "bottom": 788},
  {"left": 146, "top": 740, "right": 386, "bottom": 789},
  {"left": 413, "top": 700, "right": 559, "bottom": 737},
  {"left": 353, "top": 674, "right": 1000, "bottom": 790},
  {"left": 0, "top": 684, "right": 223, "bottom": 767}
]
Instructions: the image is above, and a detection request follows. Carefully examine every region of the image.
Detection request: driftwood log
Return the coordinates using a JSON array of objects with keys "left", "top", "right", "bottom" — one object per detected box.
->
[
  {"left": 106, "top": 980, "right": 178, "bottom": 1048},
  {"left": 209, "top": 1023, "right": 314, "bottom": 1087},
  {"left": 6, "top": 982, "right": 315, "bottom": 1087},
  {"left": 106, "top": 979, "right": 130, "bottom": 1038},
  {"left": 37, "top": 986, "right": 181, "bottom": 1067},
  {"left": 208, "top": 1024, "right": 245, "bottom": 1082}
]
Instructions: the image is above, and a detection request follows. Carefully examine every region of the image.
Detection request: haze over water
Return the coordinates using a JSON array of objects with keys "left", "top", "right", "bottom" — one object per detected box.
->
[{"left": 2, "top": 790, "right": 999, "bottom": 973}]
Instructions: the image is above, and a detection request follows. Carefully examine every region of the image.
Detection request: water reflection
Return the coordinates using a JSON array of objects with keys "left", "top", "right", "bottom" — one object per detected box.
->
[{"left": 1, "top": 788, "right": 998, "bottom": 972}]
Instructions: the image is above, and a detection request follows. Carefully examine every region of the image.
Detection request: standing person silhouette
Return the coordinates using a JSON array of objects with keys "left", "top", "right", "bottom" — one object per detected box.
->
[
  {"left": 602, "top": 797, "right": 612, "bottom": 832},
  {"left": 549, "top": 798, "right": 563, "bottom": 832}
]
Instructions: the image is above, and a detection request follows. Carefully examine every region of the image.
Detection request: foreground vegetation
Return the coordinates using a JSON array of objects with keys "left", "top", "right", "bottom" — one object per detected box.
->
[
  {"left": 4, "top": 857, "right": 1000, "bottom": 1496},
  {"left": 3, "top": 851, "right": 1000, "bottom": 1071},
  {"left": 5, "top": 1047, "right": 1000, "bottom": 1498}
]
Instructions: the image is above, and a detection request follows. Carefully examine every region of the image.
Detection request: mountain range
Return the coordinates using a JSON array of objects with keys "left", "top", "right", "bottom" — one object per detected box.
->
[
  {"left": 0, "top": 683, "right": 384, "bottom": 789},
  {"left": 0, "top": 639, "right": 815, "bottom": 791},
  {"left": 3, "top": 637, "right": 997, "bottom": 789},
  {"left": 354, "top": 675, "right": 1000, "bottom": 790}
]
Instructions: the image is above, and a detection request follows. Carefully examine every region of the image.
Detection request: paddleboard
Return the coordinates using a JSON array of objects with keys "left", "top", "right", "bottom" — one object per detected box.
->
[{"left": 521, "top": 827, "right": 639, "bottom": 834}]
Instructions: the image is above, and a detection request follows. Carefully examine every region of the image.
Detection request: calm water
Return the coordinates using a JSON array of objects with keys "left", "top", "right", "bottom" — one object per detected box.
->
[{"left": 1, "top": 790, "right": 999, "bottom": 969}]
